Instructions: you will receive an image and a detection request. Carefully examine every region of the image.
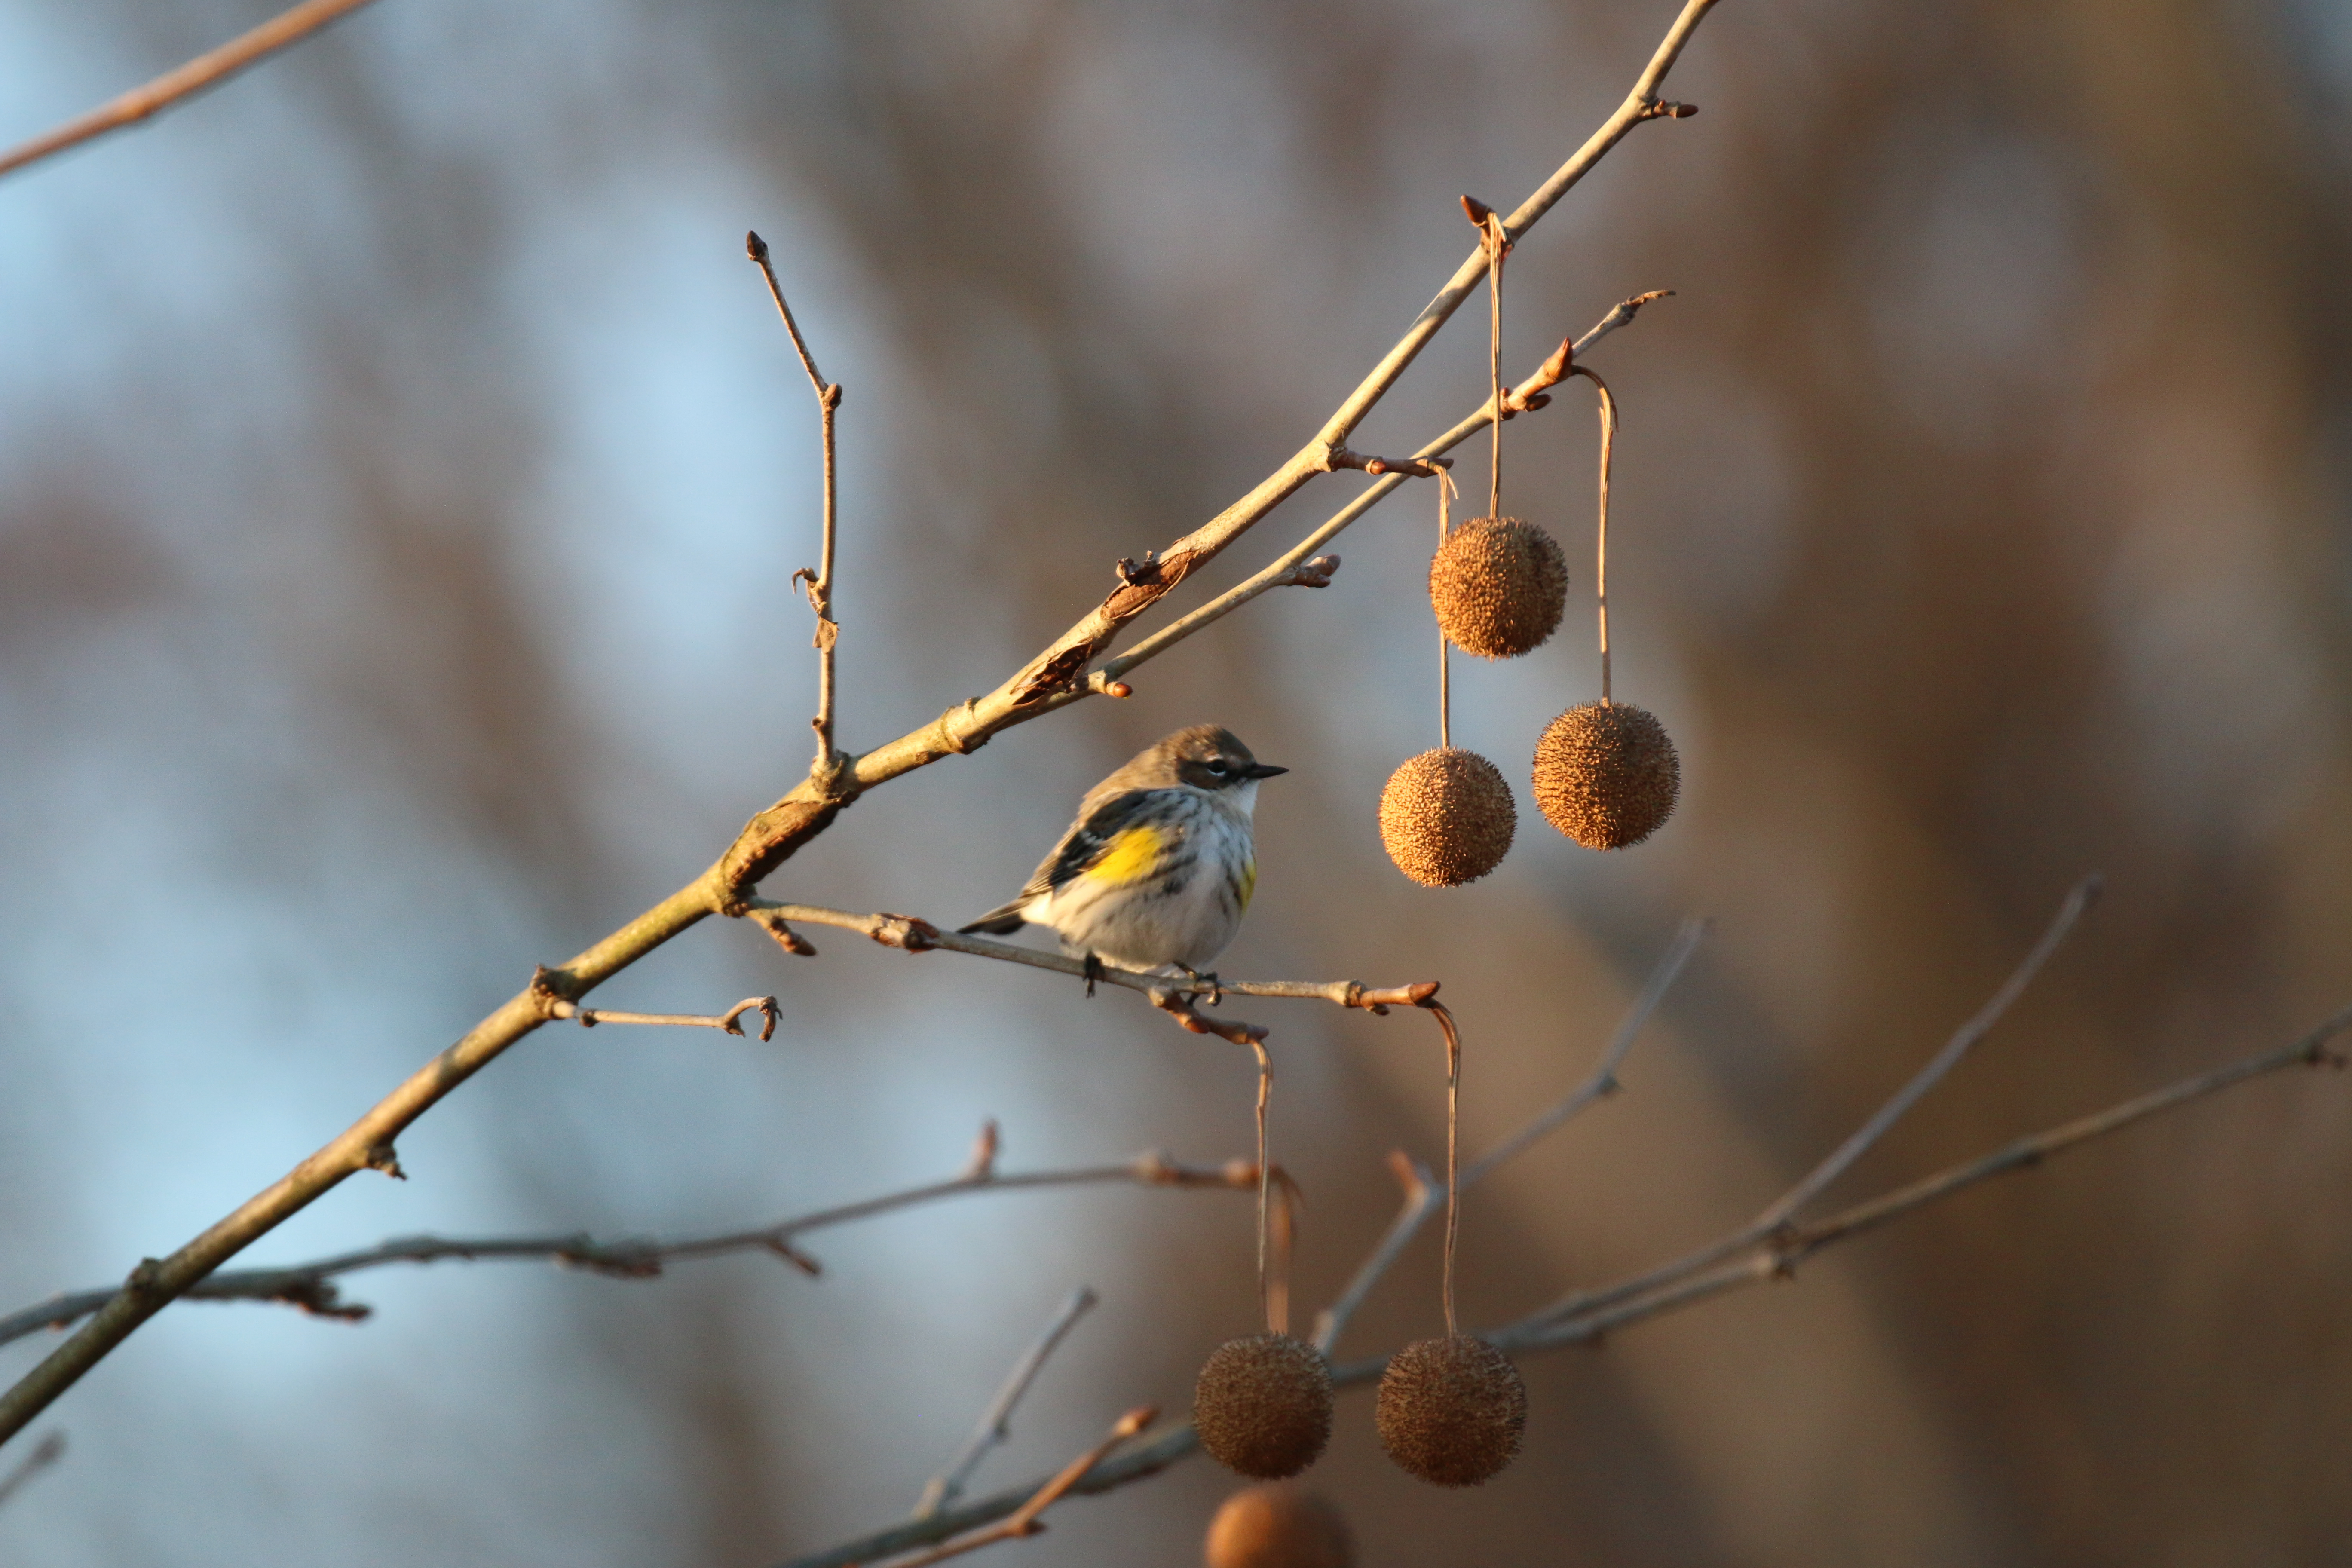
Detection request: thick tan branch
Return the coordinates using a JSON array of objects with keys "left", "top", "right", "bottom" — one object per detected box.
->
[{"left": 0, "top": 0, "right": 380, "bottom": 181}]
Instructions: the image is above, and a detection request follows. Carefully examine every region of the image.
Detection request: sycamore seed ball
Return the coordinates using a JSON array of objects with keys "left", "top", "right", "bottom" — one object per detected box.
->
[
  {"left": 1379, "top": 748, "right": 1516, "bottom": 888},
  {"left": 1374, "top": 1335, "right": 1528, "bottom": 1488},
  {"left": 1204, "top": 1483, "right": 1354, "bottom": 1568},
  {"left": 1430, "top": 515, "right": 1568, "bottom": 659},
  {"left": 1531, "top": 701, "right": 1680, "bottom": 850},
  {"left": 1194, "top": 1333, "right": 1335, "bottom": 1479}
]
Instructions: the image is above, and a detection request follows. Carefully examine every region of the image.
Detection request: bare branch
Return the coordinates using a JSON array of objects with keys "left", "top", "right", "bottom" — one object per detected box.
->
[
  {"left": 1310, "top": 1151, "right": 1439, "bottom": 1355},
  {"left": 748, "top": 233, "right": 849, "bottom": 781},
  {"left": 0, "top": 0, "right": 380, "bottom": 182},
  {"left": 0, "top": 0, "right": 1724, "bottom": 1448},
  {"left": 785, "top": 1002, "right": 2352, "bottom": 1568},
  {"left": 1463, "top": 916, "right": 1707, "bottom": 1186},
  {"left": 915, "top": 1287, "right": 1099, "bottom": 1519},
  {"left": 1532, "top": 876, "right": 2100, "bottom": 1328},
  {"left": 1311, "top": 920, "right": 1705, "bottom": 1354},
  {"left": 0, "top": 1145, "right": 1256, "bottom": 1350},
  {"left": 549, "top": 995, "right": 780, "bottom": 1042},
  {"left": 1084, "top": 292, "right": 1674, "bottom": 698},
  {"left": 881, "top": 1407, "right": 1155, "bottom": 1568},
  {"left": 743, "top": 899, "right": 1437, "bottom": 1023}
]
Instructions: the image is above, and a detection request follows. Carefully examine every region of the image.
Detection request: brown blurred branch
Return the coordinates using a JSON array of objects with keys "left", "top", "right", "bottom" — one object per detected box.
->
[
  {"left": 1529, "top": 876, "right": 2099, "bottom": 1329},
  {"left": 1311, "top": 916, "right": 1708, "bottom": 1354},
  {"left": 880, "top": 1407, "right": 1156, "bottom": 1568},
  {"left": 0, "top": 0, "right": 1721, "bottom": 1448},
  {"left": 0, "top": 0, "right": 380, "bottom": 182},
  {"left": 0, "top": 1140, "right": 1259, "bottom": 1350},
  {"left": 778, "top": 1001, "right": 2352, "bottom": 1568},
  {"left": 914, "top": 1287, "right": 1099, "bottom": 1519}
]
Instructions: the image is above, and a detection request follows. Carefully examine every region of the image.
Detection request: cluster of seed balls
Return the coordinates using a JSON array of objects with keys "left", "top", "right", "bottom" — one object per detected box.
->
[
  {"left": 1193, "top": 1331, "right": 1527, "bottom": 1491},
  {"left": 1380, "top": 515, "right": 1679, "bottom": 886}
]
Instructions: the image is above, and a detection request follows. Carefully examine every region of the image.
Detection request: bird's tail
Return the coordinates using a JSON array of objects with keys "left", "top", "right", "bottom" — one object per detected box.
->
[{"left": 956, "top": 900, "right": 1031, "bottom": 937}]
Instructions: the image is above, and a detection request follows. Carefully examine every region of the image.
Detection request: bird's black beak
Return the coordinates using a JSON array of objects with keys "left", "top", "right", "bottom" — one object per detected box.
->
[{"left": 1246, "top": 763, "right": 1289, "bottom": 779}]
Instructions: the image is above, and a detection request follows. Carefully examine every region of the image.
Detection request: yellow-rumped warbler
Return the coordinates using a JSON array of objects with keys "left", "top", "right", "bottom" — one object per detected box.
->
[{"left": 959, "top": 725, "right": 1286, "bottom": 975}]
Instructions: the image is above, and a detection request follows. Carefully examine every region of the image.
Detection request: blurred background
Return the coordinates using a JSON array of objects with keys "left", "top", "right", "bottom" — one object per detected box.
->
[{"left": 3, "top": 0, "right": 2351, "bottom": 1562}]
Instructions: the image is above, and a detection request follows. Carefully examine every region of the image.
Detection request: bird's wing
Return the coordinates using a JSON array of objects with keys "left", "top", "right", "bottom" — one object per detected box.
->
[{"left": 1021, "top": 788, "right": 1180, "bottom": 899}]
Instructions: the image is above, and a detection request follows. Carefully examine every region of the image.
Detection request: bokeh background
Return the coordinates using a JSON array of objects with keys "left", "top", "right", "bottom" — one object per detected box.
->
[{"left": 4, "top": 0, "right": 2352, "bottom": 1562}]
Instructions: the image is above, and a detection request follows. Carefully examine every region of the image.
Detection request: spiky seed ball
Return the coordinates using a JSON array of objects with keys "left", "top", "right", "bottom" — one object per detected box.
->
[
  {"left": 1204, "top": 1483, "right": 1354, "bottom": 1568},
  {"left": 1429, "top": 515, "right": 1568, "bottom": 659},
  {"left": 1531, "top": 701, "right": 1680, "bottom": 850},
  {"left": 1375, "top": 1335, "right": 1527, "bottom": 1487},
  {"left": 1194, "top": 1333, "right": 1334, "bottom": 1479},
  {"left": 1378, "top": 748, "right": 1516, "bottom": 887}
]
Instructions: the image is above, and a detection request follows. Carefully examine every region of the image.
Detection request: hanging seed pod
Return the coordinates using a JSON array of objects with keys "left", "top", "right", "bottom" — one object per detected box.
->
[
  {"left": 1374, "top": 1334, "right": 1528, "bottom": 1488},
  {"left": 1531, "top": 701, "right": 1679, "bottom": 850},
  {"left": 1204, "top": 1482, "right": 1355, "bottom": 1568},
  {"left": 1428, "top": 515, "right": 1568, "bottom": 660},
  {"left": 1194, "top": 1332, "right": 1335, "bottom": 1479},
  {"left": 1378, "top": 747, "right": 1516, "bottom": 887}
]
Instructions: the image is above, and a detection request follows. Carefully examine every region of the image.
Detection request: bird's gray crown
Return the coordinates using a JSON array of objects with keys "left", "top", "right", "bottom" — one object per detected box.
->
[{"left": 1090, "top": 724, "right": 1289, "bottom": 803}]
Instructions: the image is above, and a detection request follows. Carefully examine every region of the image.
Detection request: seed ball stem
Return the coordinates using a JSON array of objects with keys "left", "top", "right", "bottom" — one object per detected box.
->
[
  {"left": 1374, "top": 1335, "right": 1528, "bottom": 1488},
  {"left": 1194, "top": 1332, "right": 1335, "bottom": 1480},
  {"left": 1531, "top": 701, "right": 1679, "bottom": 850},
  {"left": 1378, "top": 748, "right": 1516, "bottom": 887}
]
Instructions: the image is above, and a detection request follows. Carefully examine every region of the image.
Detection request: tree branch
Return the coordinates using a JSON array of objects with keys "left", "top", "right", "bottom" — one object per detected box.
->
[
  {"left": 879, "top": 1406, "right": 1156, "bottom": 1568},
  {"left": 1311, "top": 917, "right": 1704, "bottom": 1355},
  {"left": 743, "top": 900, "right": 1438, "bottom": 1018},
  {"left": 914, "top": 1286, "right": 1099, "bottom": 1519},
  {"left": 747, "top": 232, "right": 850, "bottom": 784},
  {"left": 0, "top": 0, "right": 1722, "bottom": 1449},
  {"left": 1082, "top": 290, "right": 1673, "bottom": 698},
  {"left": 1529, "top": 875, "right": 2098, "bottom": 1329},
  {"left": 0, "top": 0, "right": 381, "bottom": 182},
  {"left": 0, "top": 1141, "right": 1259, "bottom": 1351},
  {"left": 779, "top": 1001, "right": 2352, "bottom": 1568}
]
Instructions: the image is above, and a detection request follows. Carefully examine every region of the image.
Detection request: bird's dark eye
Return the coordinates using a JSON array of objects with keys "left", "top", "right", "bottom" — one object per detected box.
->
[{"left": 1207, "top": 760, "right": 1230, "bottom": 776}]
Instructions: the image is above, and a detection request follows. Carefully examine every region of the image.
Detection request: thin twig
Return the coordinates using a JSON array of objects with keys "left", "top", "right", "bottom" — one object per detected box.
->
[
  {"left": 1311, "top": 1152, "right": 1439, "bottom": 1355},
  {"left": 1533, "top": 876, "right": 2101, "bottom": 1327},
  {"left": 0, "top": 1431, "right": 64, "bottom": 1509},
  {"left": 0, "top": 1145, "right": 1253, "bottom": 1350},
  {"left": 748, "top": 233, "right": 848, "bottom": 781},
  {"left": 1464, "top": 917, "right": 1707, "bottom": 1186},
  {"left": 880, "top": 1407, "right": 1155, "bottom": 1568},
  {"left": 0, "top": 0, "right": 1723, "bottom": 1449},
  {"left": 914, "top": 1286, "right": 1099, "bottom": 1519},
  {"left": 1569, "top": 367, "right": 1620, "bottom": 702},
  {"left": 783, "top": 1003, "right": 2352, "bottom": 1568},
  {"left": 548, "top": 995, "right": 780, "bottom": 1042},
  {"left": 1311, "top": 919, "right": 1704, "bottom": 1354},
  {"left": 0, "top": 0, "right": 381, "bottom": 181},
  {"left": 1084, "top": 292, "right": 1672, "bottom": 700},
  {"left": 743, "top": 900, "right": 1437, "bottom": 1018}
]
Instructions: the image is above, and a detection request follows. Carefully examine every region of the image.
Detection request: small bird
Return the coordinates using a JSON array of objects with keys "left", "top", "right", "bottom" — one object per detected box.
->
[{"left": 959, "top": 724, "right": 1287, "bottom": 978}]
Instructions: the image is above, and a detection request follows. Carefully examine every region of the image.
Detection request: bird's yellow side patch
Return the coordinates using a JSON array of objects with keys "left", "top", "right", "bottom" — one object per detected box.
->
[
  {"left": 1084, "top": 824, "right": 1166, "bottom": 887},
  {"left": 1239, "top": 856, "right": 1258, "bottom": 910}
]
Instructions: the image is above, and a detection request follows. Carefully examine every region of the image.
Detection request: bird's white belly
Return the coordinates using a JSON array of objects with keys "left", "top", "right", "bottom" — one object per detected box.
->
[{"left": 1041, "top": 804, "right": 1252, "bottom": 971}]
